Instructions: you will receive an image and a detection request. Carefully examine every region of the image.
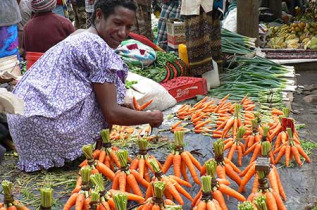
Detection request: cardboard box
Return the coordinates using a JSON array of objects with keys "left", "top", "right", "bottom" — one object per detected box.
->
[{"left": 166, "top": 20, "right": 186, "bottom": 49}]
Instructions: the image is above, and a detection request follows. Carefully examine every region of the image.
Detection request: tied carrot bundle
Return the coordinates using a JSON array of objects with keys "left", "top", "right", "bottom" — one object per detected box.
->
[
  {"left": 244, "top": 118, "right": 262, "bottom": 149},
  {"left": 223, "top": 126, "right": 247, "bottom": 166},
  {"left": 274, "top": 128, "right": 311, "bottom": 167},
  {"left": 64, "top": 167, "right": 92, "bottom": 210},
  {"left": 161, "top": 131, "right": 202, "bottom": 185},
  {"left": 74, "top": 144, "right": 115, "bottom": 194},
  {"left": 133, "top": 96, "right": 153, "bottom": 111},
  {"left": 40, "top": 187, "right": 53, "bottom": 210},
  {"left": 201, "top": 139, "right": 242, "bottom": 187},
  {"left": 268, "top": 108, "right": 290, "bottom": 141},
  {"left": 194, "top": 160, "right": 246, "bottom": 210},
  {"left": 89, "top": 173, "right": 145, "bottom": 209},
  {"left": 237, "top": 201, "right": 257, "bottom": 210},
  {"left": 243, "top": 126, "right": 275, "bottom": 164},
  {"left": 247, "top": 169, "right": 287, "bottom": 210},
  {"left": 192, "top": 176, "right": 222, "bottom": 210},
  {"left": 113, "top": 192, "right": 128, "bottom": 210},
  {"left": 146, "top": 159, "right": 193, "bottom": 205},
  {"left": 137, "top": 181, "right": 183, "bottom": 210},
  {"left": 112, "top": 150, "right": 149, "bottom": 199},
  {"left": 239, "top": 142, "right": 287, "bottom": 201},
  {"left": 217, "top": 104, "right": 243, "bottom": 139},
  {"left": 0, "top": 180, "right": 30, "bottom": 210},
  {"left": 129, "top": 137, "right": 162, "bottom": 181}
]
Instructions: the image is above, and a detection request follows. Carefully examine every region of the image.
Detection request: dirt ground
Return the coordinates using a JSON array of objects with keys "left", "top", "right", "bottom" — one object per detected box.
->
[{"left": 0, "top": 66, "right": 317, "bottom": 209}]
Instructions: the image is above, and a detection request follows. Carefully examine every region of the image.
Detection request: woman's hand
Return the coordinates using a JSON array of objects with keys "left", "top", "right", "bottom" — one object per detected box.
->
[{"left": 148, "top": 110, "right": 163, "bottom": 128}]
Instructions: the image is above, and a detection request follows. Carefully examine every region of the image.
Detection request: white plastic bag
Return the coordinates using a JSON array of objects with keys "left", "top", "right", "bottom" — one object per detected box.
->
[
  {"left": 222, "top": 8, "right": 237, "bottom": 32},
  {"left": 124, "top": 72, "right": 177, "bottom": 111}
]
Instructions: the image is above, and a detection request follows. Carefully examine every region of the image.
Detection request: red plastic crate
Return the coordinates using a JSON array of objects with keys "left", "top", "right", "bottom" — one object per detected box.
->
[{"left": 160, "top": 77, "right": 208, "bottom": 102}]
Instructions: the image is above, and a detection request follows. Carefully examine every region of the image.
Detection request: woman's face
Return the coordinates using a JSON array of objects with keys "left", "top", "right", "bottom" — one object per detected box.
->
[{"left": 95, "top": 6, "right": 136, "bottom": 49}]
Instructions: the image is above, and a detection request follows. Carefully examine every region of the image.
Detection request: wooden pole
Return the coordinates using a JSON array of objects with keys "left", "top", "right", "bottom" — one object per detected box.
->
[{"left": 237, "top": 0, "right": 259, "bottom": 46}]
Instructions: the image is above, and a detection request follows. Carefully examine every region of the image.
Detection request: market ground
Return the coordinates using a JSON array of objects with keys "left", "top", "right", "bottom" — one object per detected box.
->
[{"left": 0, "top": 66, "right": 317, "bottom": 209}]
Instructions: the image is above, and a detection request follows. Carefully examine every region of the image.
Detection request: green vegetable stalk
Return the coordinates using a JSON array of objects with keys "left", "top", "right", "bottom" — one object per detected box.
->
[{"left": 40, "top": 187, "right": 53, "bottom": 210}]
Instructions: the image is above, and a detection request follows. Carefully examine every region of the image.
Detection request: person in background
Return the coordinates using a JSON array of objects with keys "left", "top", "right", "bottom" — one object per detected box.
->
[
  {"left": 7, "top": 0, "right": 163, "bottom": 172},
  {"left": 17, "top": 0, "right": 32, "bottom": 56},
  {"left": 181, "top": 0, "right": 223, "bottom": 88},
  {"left": 53, "top": 0, "right": 66, "bottom": 16},
  {"left": 69, "top": 0, "right": 87, "bottom": 29},
  {"left": 0, "top": 0, "right": 22, "bottom": 60},
  {"left": 156, "top": 0, "right": 181, "bottom": 50},
  {"left": 131, "top": 0, "right": 154, "bottom": 41},
  {"left": 22, "top": 0, "right": 75, "bottom": 55}
]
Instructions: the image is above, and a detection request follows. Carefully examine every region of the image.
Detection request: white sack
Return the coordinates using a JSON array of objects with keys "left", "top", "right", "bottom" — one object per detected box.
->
[{"left": 124, "top": 72, "right": 177, "bottom": 111}]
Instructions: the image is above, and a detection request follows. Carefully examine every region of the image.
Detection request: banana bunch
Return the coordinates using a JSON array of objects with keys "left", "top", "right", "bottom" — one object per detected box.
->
[
  {"left": 307, "top": 36, "right": 317, "bottom": 50},
  {"left": 267, "top": 37, "right": 286, "bottom": 49},
  {"left": 285, "top": 38, "right": 300, "bottom": 49}
]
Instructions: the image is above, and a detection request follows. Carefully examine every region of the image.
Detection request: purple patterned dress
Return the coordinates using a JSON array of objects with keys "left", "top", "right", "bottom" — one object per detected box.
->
[{"left": 7, "top": 32, "right": 128, "bottom": 172}]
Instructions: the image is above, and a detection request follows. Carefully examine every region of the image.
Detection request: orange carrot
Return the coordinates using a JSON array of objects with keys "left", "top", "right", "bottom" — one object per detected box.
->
[
  {"left": 162, "top": 153, "right": 174, "bottom": 173},
  {"left": 272, "top": 191, "right": 287, "bottom": 210},
  {"left": 218, "top": 184, "right": 246, "bottom": 201},
  {"left": 130, "top": 158, "right": 139, "bottom": 170},
  {"left": 64, "top": 193, "right": 79, "bottom": 210},
  {"left": 272, "top": 165, "right": 287, "bottom": 201},
  {"left": 75, "top": 193, "right": 85, "bottom": 210},
  {"left": 268, "top": 170, "right": 279, "bottom": 195},
  {"left": 96, "top": 162, "right": 115, "bottom": 180},
  {"left": 265, "top": 191, "right": 278, "bottom": 210},
  {"left": 212, "top": 190, "right": 228, "bottom": 210},
  {"left": 162, "top": 177, "right": 184, "bottom": 205},
  {"left": 112, "top": 172, "right": 119, "bottom": 189},
  {"left": 224, "top": 164, "right": 242, "bottom": 186},
  {"left": 133, "top": 96, "right": 141, "bottom": 110},
  {"left": 119, "top": 171, "right": 127, "bottom": 192},
  {"left": 196, "top": 200, "right": 207, "bottom": 210},
  {"left": 109, "top": 190, "right": 145, "bottom": 203},
  {"left": 130, "top": 170, "right": 149, "bottom": 187},
  {"left": 295, "top": 144, "right": 311, "bottom": 163},
  {"left": 181, "top": 161, "right": 189, "bottom": 182},
  {"left": 127, "top": 174, "right": 143, "bottom": 197},
  {"left": 139, "top": 99, "right": 153, "bottom": 110},
  {"left": 169, "top": 175, "right": 192, "bottom": 187},
  {"left": 169, "top": 178, "right": 193, "bottom": 201},
  {"left": 181, "top": 152, "right": 200, "bottom": 184},
  {"left": 238, "top": 164, "right": 256, "bottom": 193},
  {"left": 186, "top": 151, "right": 202, "bottom": 171},
  {"left": 173, "top": 154, "right": 181, "bottom": 177}
]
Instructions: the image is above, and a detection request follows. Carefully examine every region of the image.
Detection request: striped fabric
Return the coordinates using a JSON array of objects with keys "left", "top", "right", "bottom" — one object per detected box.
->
[
  {"left": 31, "top": 0, "right": 57, "bottom": 13},
  {"left": 184, "top": 10, "right": 223, "bottom": 76},
  {"left": 157, "top": 0, "right": 181, "bottom": 51}
]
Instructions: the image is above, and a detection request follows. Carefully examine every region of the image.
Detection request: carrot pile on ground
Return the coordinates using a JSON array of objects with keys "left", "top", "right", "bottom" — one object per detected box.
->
[
  {"left": 0, "top": 180, "right": 30, "bottom": 210},
  {"left": 201, "top": 139, "right": 242, "bottom": 187},
  {"left": 137, "top": 181, "right": 183, "bottom": 210},
  {"left": 110, "top": 125, "right": 135, "bottom": 141},
  {"left": 146, "top": 159, "right": 193, "bottom": 205},
  {"left": 129, "top": 138, "right": 163, "bottom": 182},
  {"left": 161, "top": 131, "right": 202, "bottom": 185}
]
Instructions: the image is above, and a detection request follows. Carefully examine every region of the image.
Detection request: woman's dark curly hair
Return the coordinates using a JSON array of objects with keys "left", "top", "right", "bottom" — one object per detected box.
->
[{"left": 92, "top": 0, "right": 137, "bottom": 24}]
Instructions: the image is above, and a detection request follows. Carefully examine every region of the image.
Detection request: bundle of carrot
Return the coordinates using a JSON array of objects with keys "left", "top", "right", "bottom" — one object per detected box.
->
[
  {"left": 64, "top": 167, "right": 93, "bottom": 210},
  {"left": 129, "top": 137, "right": 163, "bottom": 181},
  {"left": 201, "top": 139, "right": 242, "bottom": 187},
  {"left": 112, "top": 150, "right": 149, "bottom": 197},
  {"left": 0, "top": 180, "right": 30, "bottom": 210},
  {"left": 239, "top": 142, "right": 287, "bottom": 201},
  {"left": 243, "top": 125, "right": 275, "bottom": 164},
  {"left": 274, "top": 128, "right": 311, "bottom": 167},
  {"left": 40, "top": 187, "right": 53, "bottom": 210},
  {"left": 146, "top": 159, "right": 193, "bottom": 205},
  {"left": 86, "top": 129, "right": 121, "bottom": 171},
  {"left": 247, "top": 169, "right": 287, "bottom": 210},
  {"left": 161, "top": 131, "right": 202, "bottom": 185},
  {"left": 238, "top": 196, "right": 268, "bottom": 210},
  {"left": 268, "top": 108, "right": 290, "bottom": 141},
  {"left": 110, "top": 125, "right": 135, "bottom": 141},
  {"left": 240, "top": 94, "right": 256, "bottom": 111},
  {"left": 76, "top": 144, "right": 115, "bottom": 181},
  {"left": 191, "top": 176, "right": 222, "bottom": 210},
  {"left": 193, "top": 160, "right": 246, "bottom": 210},
  {"left": 90, "top": 173, "right": 145, "bottom": 209},
  {"left": 216, "top": 104, "right": 243, "bottom": 139},
  {"left": 133, "top": 96, "right": 153, "bottom": 111},
  {"left": 223, "top": 126, "right": 246, "bottom": 166},
  {"left": 244, "top": 119, "right": 262, "bottom": 149},
  {"left": 137, "top": 181, "right": 183, "bottom": 210}
]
